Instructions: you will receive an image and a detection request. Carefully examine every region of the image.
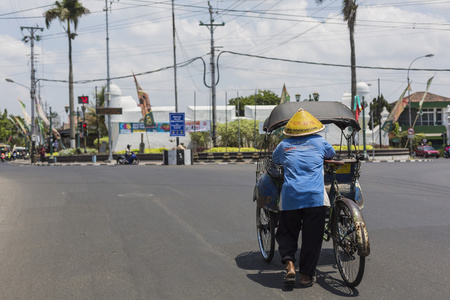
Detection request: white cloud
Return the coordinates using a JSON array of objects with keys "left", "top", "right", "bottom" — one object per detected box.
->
[{"left": 2, "top": 0, "right": 450, "bottom": 121}]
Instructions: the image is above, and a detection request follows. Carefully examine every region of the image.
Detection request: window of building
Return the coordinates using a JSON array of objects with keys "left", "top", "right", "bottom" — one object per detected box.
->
[
  {"left": 417, "top": 108, "right": 443, "bottom": 126},
  {"left": 436, "top": 108, "right": 442, "bottom": 125}
]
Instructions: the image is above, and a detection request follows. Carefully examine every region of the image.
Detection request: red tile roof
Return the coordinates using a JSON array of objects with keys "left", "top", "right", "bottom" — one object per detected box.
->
[{"left": 403, "top": 92, "right": 450, "bottom": 103}]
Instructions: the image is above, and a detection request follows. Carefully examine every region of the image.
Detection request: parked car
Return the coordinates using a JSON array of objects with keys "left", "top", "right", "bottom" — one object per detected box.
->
[{"left": 415, "top": 145, "right": 440, "bottom": 158}]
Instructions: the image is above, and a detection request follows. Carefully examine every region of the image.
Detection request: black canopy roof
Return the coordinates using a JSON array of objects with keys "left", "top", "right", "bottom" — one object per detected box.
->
[{"left": 263, "top": 101, "right": 361, "bottom": 132}]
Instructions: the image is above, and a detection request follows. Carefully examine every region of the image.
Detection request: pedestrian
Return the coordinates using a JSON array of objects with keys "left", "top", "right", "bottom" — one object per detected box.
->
[
  {"left": 39, "top": 146, "right": 46, "bottom": 162},
  {"left": 272, "top": 108, "right": 335, "bottom": 287},
  {"left": 53, "top": 139, "right": 59, "bottom": 151}
]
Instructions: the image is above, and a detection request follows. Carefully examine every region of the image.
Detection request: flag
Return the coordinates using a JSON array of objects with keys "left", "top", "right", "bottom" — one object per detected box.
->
[
  {"left": 279, "top": 84, "right": 290, "bottom": 104},
  {"left": 133, "top": 73, "right": 155, "bottom": 128},
  {"left": 17, "top": 97, "right": 31, "bottom": 129},
  {"left": 35, "top": 99, "right": 61, "bottom": 140},
  {"left": 381, "top": 85, "right": 409, "bottom": 132},
  {"left": 12, "top": 116, "right": 30, "bottom": 139},
  {"left": 418, "top": 75, "right": 434, "bottom": 113},
  {"left": 412, "top": 75, "right": 435, "bottom": 128},
  {"left": 35, "top": 99, "right": 50, "bottom": 126},
  {"left": 353, "top": 95, "right": 363, "bottom": 121}
]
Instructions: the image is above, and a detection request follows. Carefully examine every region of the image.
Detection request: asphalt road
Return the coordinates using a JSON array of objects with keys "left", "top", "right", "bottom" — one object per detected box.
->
[{"left": 0, "top": 161, "right": 449, "bottom": 299}]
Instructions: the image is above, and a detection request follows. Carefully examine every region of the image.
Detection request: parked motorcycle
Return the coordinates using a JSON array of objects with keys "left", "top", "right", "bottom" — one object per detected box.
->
[
  {"left": 116, "top": 152, "right": 139, "bottom": 165},
  {"left": 444, "top": 150, "right": 450, "bottom": 159}
]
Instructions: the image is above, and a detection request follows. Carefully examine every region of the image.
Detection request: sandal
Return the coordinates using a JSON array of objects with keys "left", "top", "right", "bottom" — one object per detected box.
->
[
  {"left": 283, "top": 270, "right": 296, "bottom": 285},
  {"left": 300, "top": 275, "right": 315, "bottom": 288}
]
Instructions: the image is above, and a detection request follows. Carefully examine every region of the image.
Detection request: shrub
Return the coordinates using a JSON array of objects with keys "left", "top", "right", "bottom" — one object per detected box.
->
[{"left": 204, "top": 147, "right": 259, "bottom": 153}]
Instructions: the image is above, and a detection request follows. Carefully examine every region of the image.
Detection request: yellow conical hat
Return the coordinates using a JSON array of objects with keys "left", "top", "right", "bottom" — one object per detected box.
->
[{"left": 283, "top": 108, "right": 325, "bottom": 136}]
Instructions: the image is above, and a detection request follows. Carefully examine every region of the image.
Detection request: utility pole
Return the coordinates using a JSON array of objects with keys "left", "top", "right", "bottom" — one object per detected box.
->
[
  {"left": 21, "top": 26, "right": 43, "bottom": 163},
  {"left": 96, "top": 86, "right": 100, "bottom": 153},
  {"left": 378, "top": 79, "right": 381, "bottom": 148},
  {"left": 200, "top": 1, "right": 224, "bottom": 148},
  {"left": 172, "top": 0, "right": 179, "bottom": 146}
]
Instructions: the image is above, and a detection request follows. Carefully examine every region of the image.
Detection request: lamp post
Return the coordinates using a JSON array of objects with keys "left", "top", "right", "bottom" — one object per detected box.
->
[
  {"left": 48, "top": 105, "right": 58, "bottom": 157},
  {"left": 76, "top": 107, "right": 81, "bottom": 149},
  {"left": 5, "top": 78, "right": 38, "bottom": 163},
  {"left": 407, "top": 54, "right": 434, "bottom": 156},
  {"left": 81, "top": 104, "right": 87, "bottom": 153}
]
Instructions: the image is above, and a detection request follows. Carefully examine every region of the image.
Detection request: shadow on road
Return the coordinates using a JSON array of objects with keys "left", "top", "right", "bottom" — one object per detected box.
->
[{"left": 235, "top": 248, "right": 360, "bottom": 296}]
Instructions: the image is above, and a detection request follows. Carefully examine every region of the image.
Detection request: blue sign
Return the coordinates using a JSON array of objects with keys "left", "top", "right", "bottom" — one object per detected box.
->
[{"left": 169, "top": 112, "right": 185, "bottom": 136}]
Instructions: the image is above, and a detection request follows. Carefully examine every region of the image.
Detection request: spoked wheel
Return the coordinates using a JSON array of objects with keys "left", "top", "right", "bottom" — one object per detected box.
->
[
  {"left": 332, "top": 201, "right": 365, "bottom": 287},
  {"left": 256, "top": 206, "right": 276, "bottom": 262}
]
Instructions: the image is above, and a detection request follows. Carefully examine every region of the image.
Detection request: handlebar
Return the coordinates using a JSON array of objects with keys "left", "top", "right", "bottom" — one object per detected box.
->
[{"left": 324, "top": 160, "right": 345, "bottom": 166}]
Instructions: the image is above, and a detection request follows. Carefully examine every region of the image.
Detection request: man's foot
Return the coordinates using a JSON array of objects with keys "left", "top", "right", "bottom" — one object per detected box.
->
[
  {"left": 300, "top": 274, "right": 315, "bottom": 288},
  {"left": 283, "top": 260, "right": 296, "bottom": 284}
]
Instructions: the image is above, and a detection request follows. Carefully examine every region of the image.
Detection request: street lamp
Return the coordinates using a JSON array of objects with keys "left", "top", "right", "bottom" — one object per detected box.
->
[
  {"left": 5, "top": 77, "right": 37, "bottom": 163},
  {"left": 407, "top": 54, "right": 434, "bottom": 156},
  {"left": 81, "top": 104, "right": 87, "bottom": 153},
  {"left": 48, "top": 105, "right": 58, "bottom": 158}
]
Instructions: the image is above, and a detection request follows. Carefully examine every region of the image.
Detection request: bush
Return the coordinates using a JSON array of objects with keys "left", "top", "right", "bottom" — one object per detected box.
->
[
  {"left": 58, "top": 148, "right": 98, "bottom": 156},
  {"left": 115, "top": 147, "right": 168, "bottom": 154},
  {"left": 204, "top": 147, "right": 259, "bottom": 153},
  {"left": 333, "top": 145, "right": 374, "bottom": 151}
]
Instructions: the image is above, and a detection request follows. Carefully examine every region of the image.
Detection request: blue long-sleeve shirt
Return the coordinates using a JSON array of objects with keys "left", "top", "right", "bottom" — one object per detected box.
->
[{"left": 272, "top": 134, "right": 335, "bottom": 210}]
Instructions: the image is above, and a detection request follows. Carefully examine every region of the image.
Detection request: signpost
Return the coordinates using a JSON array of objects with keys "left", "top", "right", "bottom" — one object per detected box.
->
[
  {"left": 96, "top": 107, "right": 122, "bottom": 115},
  {"left": 169, "top": 112, "right": 185, "bottom": 137},
  {"left": 407, "top": 127, "right": 415, "bottom": 139}
]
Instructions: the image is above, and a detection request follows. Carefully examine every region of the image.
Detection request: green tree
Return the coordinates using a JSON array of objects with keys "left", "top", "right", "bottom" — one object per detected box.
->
[
  {"left": 217, "top": 119, "right": 264, "bottom": 148},
  {"left": 0, "top": 109, "right": 28, "bottom": 146},
  {"left": 44, "top": 0, "right": 90, "bottom": 149},
  {"left": 316, "top": 0, "right": 358, "bottom": 109},
  {"left": 368, "top": 94, "right": 390, "bottom": 129},
  {"left": 228, "top": 90, "right": 280, "bottom": 116},
  {"left": 189, "top": 131, "right": 210, "bottom": 151}
]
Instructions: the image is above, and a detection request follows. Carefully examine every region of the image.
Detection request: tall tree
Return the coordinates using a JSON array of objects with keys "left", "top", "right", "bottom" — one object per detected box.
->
[
  {"left": 316, "top": 0, "right": 358, "bottom": 109},
  {"left": 44, "top": 0, "right": 90, "bottom": 148},
  {"left": 368, "top": 94, "right": 389, "bottom": 129},
  {"left": 228, "top": 90, "right": 280, "bottom": 117}
]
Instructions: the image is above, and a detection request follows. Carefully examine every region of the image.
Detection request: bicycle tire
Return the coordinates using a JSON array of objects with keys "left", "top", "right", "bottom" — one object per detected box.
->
[
  {"left": 256, "top": 206, "right": 276, "bottom": 262},
  {"left": 332, "top": 200, "right": 366, "bottom": 287}
]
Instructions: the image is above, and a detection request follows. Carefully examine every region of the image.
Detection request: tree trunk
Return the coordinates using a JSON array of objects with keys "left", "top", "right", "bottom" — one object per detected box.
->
[
  {"left": 68, "top": 21, "right": 76, "bottom": 148},
  {"left": 349, "top": 18, "right": 356, "bottom": 112}
]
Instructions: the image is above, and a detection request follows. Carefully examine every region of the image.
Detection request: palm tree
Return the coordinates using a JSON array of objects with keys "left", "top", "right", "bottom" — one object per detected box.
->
[
  {"left": 316, "top": 0, "right": 358, "bottom": 109},
  {"left": 44, "top": 0, "right": 90, "bottom": 148}
]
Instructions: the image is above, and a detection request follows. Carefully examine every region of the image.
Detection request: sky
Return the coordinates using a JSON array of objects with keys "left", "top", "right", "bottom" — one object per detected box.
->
[{"left": 1, "top": 0, "right": 450, "bottom": 124}]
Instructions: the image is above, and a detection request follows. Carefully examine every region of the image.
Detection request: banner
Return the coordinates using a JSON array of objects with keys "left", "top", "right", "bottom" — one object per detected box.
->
[
  {"left": 35, "top": 99, "right": 60, "bottom": 139},
  {"left": 412, "top": 75, "right": 435, "bottom": 128},
  {"left": 418, "top": 76, "right": 434, "bottom": 113},
  {"left": 12, "top": 116, "right": 30, "bottom": 139},
  {"left": 279, "top": 84, "right": 290, "bottom": 104},
  {"left": 133, "top": 73, "right": 155, "bottom": 128},
  {"left": 353, "top": 95, "right": 363, "bottom": 121},
  {"left": 119, "top": 121, "right": 210, "bottom": 134},
  {"left": 381, "top": 85, "right": 409, "bottom": 132},
  {"left": 17, "top": 97, "right": 31, "bottom": 129}
]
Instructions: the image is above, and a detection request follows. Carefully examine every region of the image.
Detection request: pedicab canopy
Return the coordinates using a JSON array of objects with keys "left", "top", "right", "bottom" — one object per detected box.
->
[{"left": 263, "top": 101, "right": 361, "bottom": 133}]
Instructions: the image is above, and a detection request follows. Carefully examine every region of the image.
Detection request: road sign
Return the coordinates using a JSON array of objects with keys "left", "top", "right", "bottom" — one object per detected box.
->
[
  {"left": 407, "top": 127, "right": 415, "bottom": 135},
  {"left": 96, "top": 107, "right": 123, "bottom": 115},
  {"left": 170, "top": 112, "right": 185, "bottom": 137}
]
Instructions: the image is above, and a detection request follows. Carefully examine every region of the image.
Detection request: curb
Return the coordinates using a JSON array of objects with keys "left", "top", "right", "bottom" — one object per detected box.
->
[{"left": 8, "top": 158, "right": 436, "bottom": 166}]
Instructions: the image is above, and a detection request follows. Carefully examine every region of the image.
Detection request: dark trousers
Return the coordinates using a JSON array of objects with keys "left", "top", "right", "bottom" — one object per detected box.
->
[{"left": 275, "top": 206, "right": 326, "bottom": 277}]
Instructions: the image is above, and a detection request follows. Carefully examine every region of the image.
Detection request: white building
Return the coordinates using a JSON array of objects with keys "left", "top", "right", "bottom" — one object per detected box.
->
[{"left": 106, "top": 82, "right": 389, "bottom": 152}]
